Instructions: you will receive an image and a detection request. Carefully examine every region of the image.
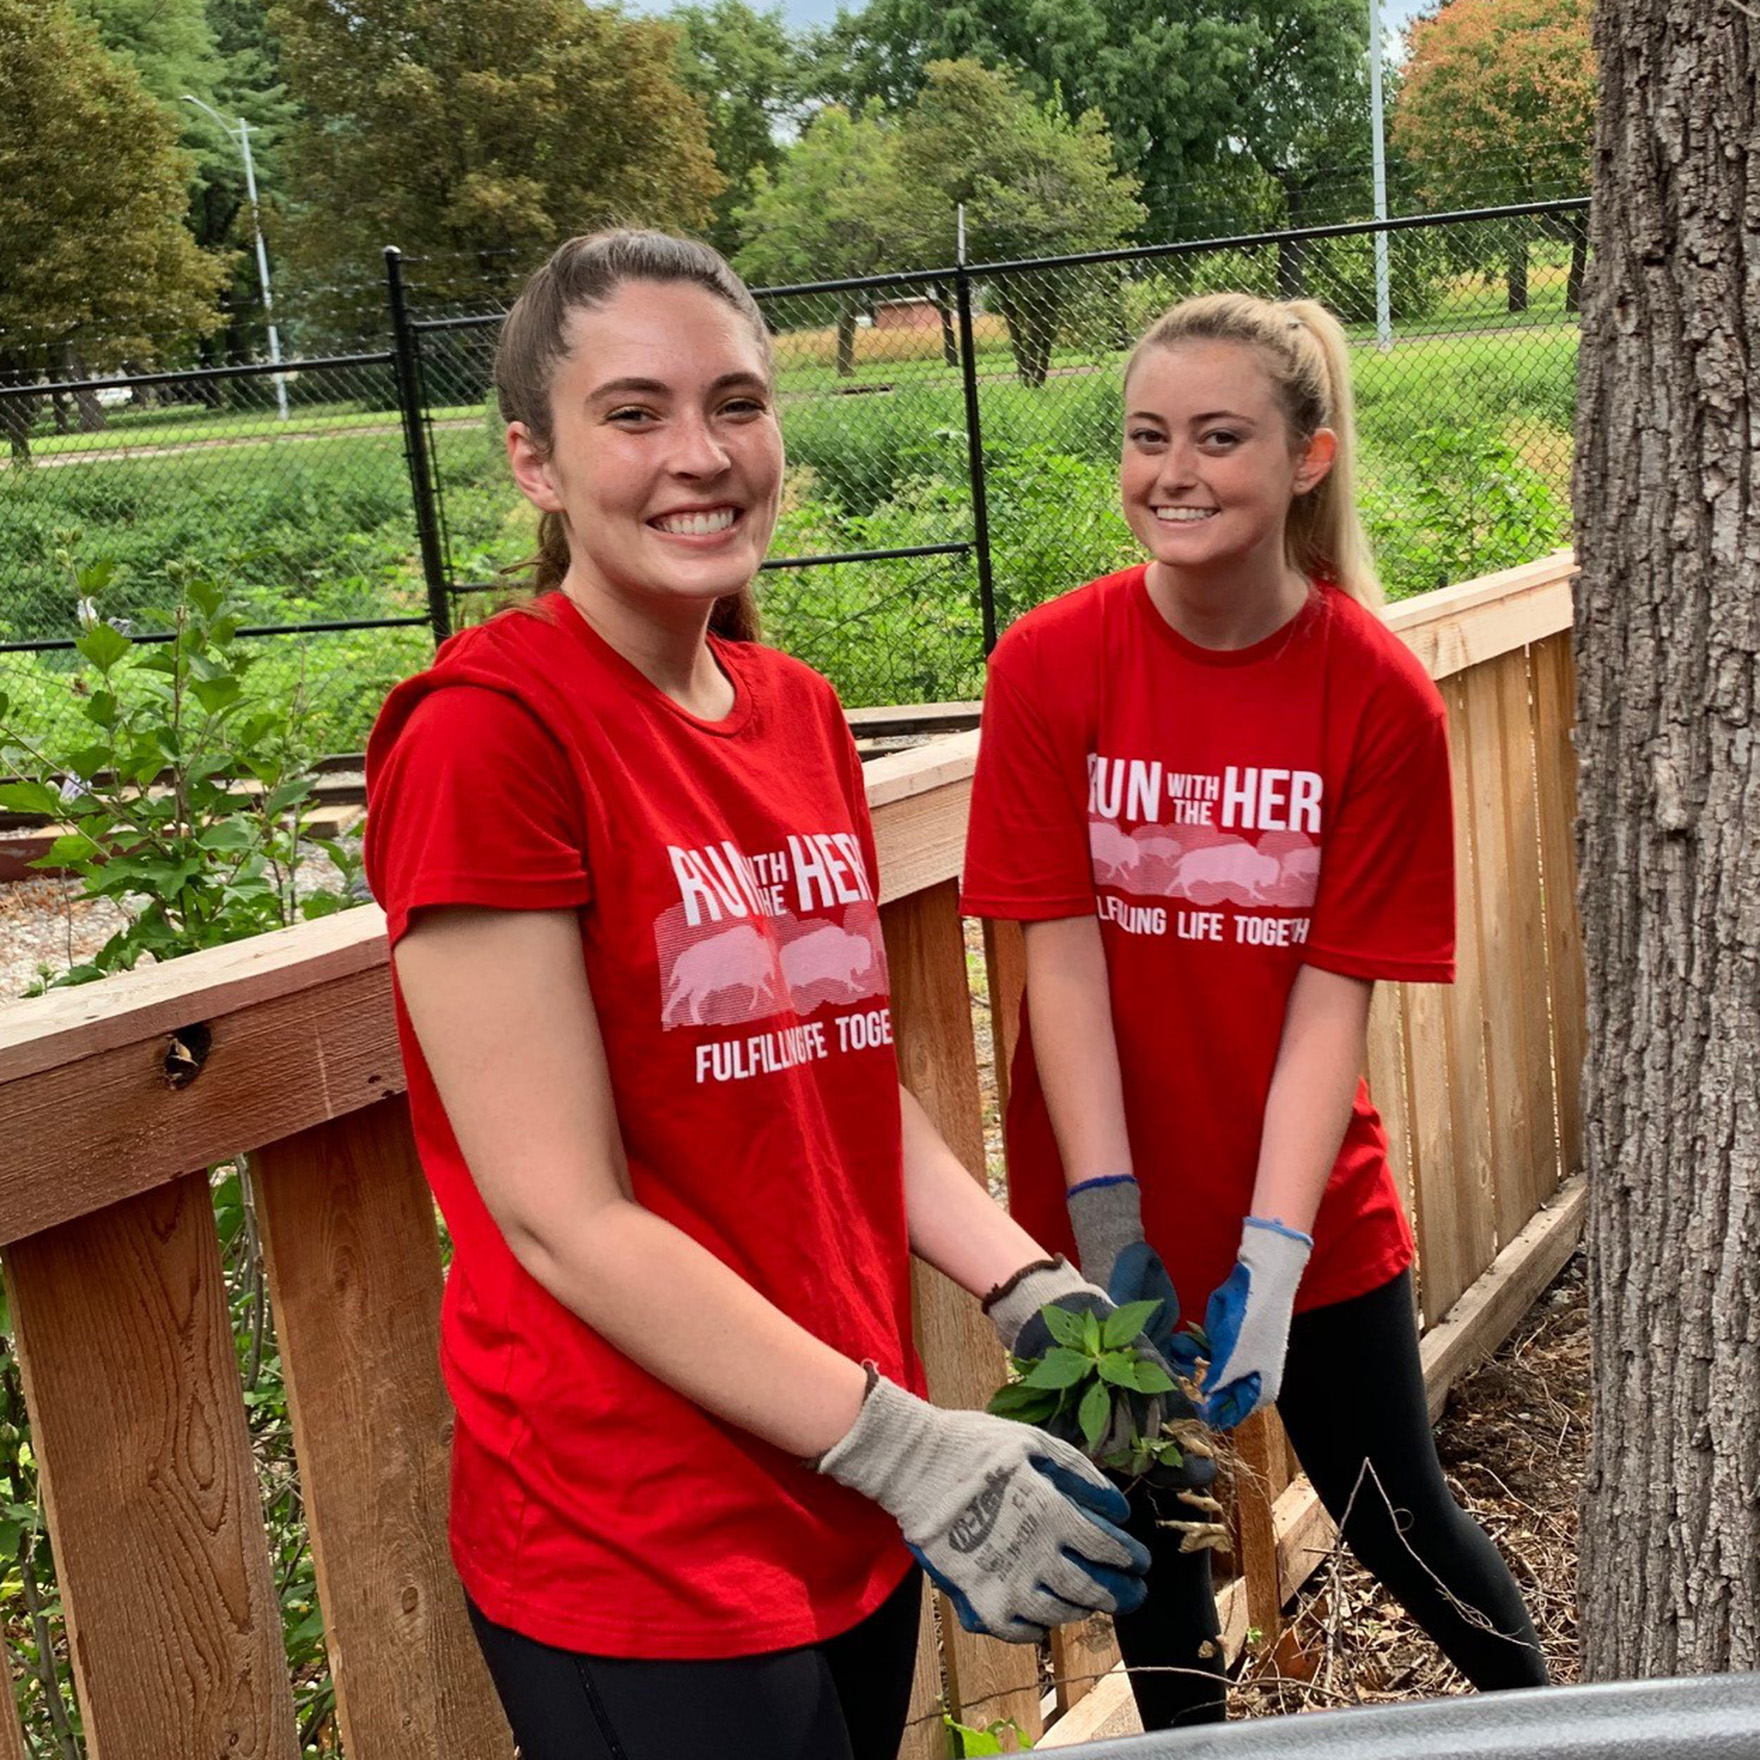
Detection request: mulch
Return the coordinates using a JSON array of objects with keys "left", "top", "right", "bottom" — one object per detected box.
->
[{"left": 1233, "top": 1249, "right": 1588, "bottom": 1714}]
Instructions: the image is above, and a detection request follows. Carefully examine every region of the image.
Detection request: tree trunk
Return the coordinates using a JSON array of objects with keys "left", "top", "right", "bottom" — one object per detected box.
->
[
  {"left": 1276, "top": 174, "right": 1309, "bottom": 301},
  {"left": 934, "top": 286, "right": 959, "bottom": 370},
  {"left": 1575, "top": 1, "right": 1760, "bottom": 1679},
  {"left": 1566, "top": 213, "right": 1589, "bottom": 316},
  {"left": 836, "top": 300, "right": 857, "bottom": 378},
  {"left": 64, "top": 345, "right": 105, "bottom": 433},
  {"left": 1506, "top": 229, "right": 1529, "bottom": 312}
]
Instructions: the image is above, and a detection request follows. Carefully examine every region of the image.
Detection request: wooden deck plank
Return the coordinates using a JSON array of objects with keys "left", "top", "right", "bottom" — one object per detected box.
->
[
  {"left": 252, "top": 1098, "right": 512, "bottom": 1760},
  {"left": 2, "top": 1175, "right": 297, "bottom": 1760},
  {"left": 883, "top": 880, "right": 1044, "bottom": 1743}
]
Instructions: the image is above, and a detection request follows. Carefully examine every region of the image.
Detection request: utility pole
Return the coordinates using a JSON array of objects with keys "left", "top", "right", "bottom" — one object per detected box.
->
[
  {"left": 1368, "top": 0, "right": 1393, "bottom": 351},
  {"left": 183, "top": 95, "right": 289, "bottom": 420}
]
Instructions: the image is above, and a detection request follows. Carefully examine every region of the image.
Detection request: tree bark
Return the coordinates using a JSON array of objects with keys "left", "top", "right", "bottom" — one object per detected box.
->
[
  {"left": 1506, "top": 230, "right": 1529, "bottom": 312},
  {"left": 836, "top": 300, "right": 858, "bottom": 378},
  {"left": 1575, "top": 0, "right": 1760, "bottom": 1679}
]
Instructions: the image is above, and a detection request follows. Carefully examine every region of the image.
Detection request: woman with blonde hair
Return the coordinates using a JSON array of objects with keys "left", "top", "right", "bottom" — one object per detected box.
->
[{"left": 962, "top": 292, "right": 1548, "bottom": 1727}]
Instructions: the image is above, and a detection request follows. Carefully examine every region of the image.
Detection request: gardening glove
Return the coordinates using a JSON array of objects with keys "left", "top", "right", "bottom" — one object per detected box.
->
[
  {"left": 982, "top": 1257, "right": 1180, "bottom": 1470},
  {"left": 815, "top": 1369, "right": 1149, "bottom": 1643},
  {"left": 1069, "top": 1176, "right": 1195, "bottom": 1372},
  {"left": 1198, "top": 1217, "right": 1314, "bottom": 1429},
  {"left": 1066, "top": 1173, "right": 1149, "bottom": 1293}
]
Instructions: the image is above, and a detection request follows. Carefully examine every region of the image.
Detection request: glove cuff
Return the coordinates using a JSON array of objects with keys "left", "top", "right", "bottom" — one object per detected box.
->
[
  {"left": 812, "top": 1371, "right": 925, "bottom": 1500},
  {"left": 982, "top": 1256, "right": 1096, "bottom": 1353},
  {"left": 1067, "top": 1174, "right": 1145, "bottom": 1289}
]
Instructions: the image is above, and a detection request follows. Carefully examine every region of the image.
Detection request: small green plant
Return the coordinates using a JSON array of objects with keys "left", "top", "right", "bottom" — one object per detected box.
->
[
  {"left": 0, "top": 557, "right": 362, "bottom": 990},
  {"left": 946, "top": 1713, "right": 1034, "bottom": 1754},
  {"left": 987, "top": 1301, "right": 1184, "bottom": 1475},
  {"left": 988, "top": 1301, "right": 1231, "bottom": 1554}
]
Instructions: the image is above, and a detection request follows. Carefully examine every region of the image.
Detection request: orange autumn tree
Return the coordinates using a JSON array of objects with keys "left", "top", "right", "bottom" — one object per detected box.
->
[{"left": 1391, "top": 0, "right": 1594, "bottom": 313}]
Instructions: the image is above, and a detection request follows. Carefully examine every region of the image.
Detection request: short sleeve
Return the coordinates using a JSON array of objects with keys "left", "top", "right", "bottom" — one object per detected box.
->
[
  {"left": 1303, "top": 677, "right": 1455, "bottom": 984},
  {"left": 365, "top": 685, "right": 592, "bottom": 947},
  {"left": 959, "top": 635, "right": 1094, "bottom": 920}
]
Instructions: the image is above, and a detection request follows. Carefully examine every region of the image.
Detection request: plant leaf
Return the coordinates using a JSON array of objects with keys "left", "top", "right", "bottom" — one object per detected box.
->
[
  {"left": 1101, "top": 1300, "right": 1160, "bottom": 1350},
  {"left": 1082, "top": 1308, "right": 1102, "bottom": 1354},
  {"left": 1078, "top": 1379, "right": 1112, "bottom": 1451},
  {"left": 1019, "top": 1347, "right": 1094, "bottom": 1390},
  {"left": 1038, "top": 1302, "right": 1087, "bottom": 1350},
  {"left": 986, "top": 1382, "right": 1061, "bottom": 1423},
  {"left": 1129, "top": 1359, "right": 1176, "bottom": 1394},
  {"left": 1097, "top": 1351, "right": 1142, "bottom": 1389},
  {"left": 75, "top": 622, "right": 130, "bottom": 671}
]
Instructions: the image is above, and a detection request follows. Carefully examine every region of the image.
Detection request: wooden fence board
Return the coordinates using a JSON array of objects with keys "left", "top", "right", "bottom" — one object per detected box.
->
[
  {"left": 252, "top": 1098, "right": 512, "bottom": 1760},
  {"left": 1462, "top": 658, "right": 1541, "bottom": 1246},
  {"left": 1439, "top": 676, "right": 1499, "bottom": 1294},
  {"left": 0, "top": 1660, "right": 25, "bottom": 1760},
  {"left": 2, "top": 1174, "right": 297, "bottom": 1760},
  {"left": 1499, "top": 648, "right": 1562, "bottom": 1205},
  {"left": 883, "top": 881, "right": 1043, "bottom": 1744},
  {"left": 1365, "top": 985, "right": 1415, "bottom": 1266},
  {"left": 1532, "top": 632, "right": 1587, "bottom": 1177},
  {"left": 1401, "top": 974, "right": 1465, "bottom": 1325},
  {"left": 977, "top": 917, "right": 1126, "bottom": 1714}
]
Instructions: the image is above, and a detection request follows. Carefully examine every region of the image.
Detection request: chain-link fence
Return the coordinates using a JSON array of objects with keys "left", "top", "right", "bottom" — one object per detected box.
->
[{"left": 1, "top": 199, "right": 1586, "bottom": 753}]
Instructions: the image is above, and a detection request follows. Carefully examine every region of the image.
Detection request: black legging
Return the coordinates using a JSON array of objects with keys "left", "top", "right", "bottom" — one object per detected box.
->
[
  {"left": 1112, "top": 1268, "right": 1548, "bottom": 1730},
  {"left": 466, "top": 1568, "right": 922, "bottom": 1760}
]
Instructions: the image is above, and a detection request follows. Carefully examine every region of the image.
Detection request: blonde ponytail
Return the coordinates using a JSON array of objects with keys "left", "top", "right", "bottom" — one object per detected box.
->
[{"left": 1125, "top": 292, "right": 1382, "bottom": 607}]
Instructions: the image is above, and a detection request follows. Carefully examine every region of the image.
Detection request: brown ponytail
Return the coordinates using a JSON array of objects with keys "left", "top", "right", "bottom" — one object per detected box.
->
[
  {"left": 1125, "top": 291, "right": 1382, "bottom": 607},
  {"left": 494, "top": 229, "right": 773, "bottom": 639}
]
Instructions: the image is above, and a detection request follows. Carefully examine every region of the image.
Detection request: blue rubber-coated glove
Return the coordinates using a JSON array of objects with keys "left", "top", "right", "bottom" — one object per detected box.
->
[
  {"left": 816, "top": 1371, "right": 1149, "bottom": 1642},
  {"left": 1066, "top": 1175, "right": 1196, "bottom": 1373},
  {"left": 1198, "top": 1217, "right": 1314, "bottom": 1429}
]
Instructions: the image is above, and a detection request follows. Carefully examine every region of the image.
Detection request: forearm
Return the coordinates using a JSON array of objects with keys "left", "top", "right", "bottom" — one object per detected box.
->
[
  {"left": 509, "top": 1196, "right": 868, "bottom": 1459},
  {"left": 1247, "top": 965, "right": 1374, "bottom": 1234},
  {"left": 899, "top": 1083, "right": 1046, "bottom": 1298},
  {"left": 1022, "top": 915, "right": 1135, "bottom": 1190}
]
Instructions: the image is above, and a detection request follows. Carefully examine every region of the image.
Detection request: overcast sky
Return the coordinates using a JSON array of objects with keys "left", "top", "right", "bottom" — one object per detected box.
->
[{"left": 731, "top": 0, "right": 1434, "bottom": 46}]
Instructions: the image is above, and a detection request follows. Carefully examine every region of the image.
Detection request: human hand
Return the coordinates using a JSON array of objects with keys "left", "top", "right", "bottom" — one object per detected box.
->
[
  {"left": 1198, "top": 1217, "right": 1313, "bottom": 1429},
  {"left": 815, "top": 1373, "right": 1150, "bottom": 1643}
]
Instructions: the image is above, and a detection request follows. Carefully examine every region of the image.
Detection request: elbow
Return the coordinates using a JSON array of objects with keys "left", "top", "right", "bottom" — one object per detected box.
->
[{"left": 495, "top": 1187, "right": 630, "bottom": 1305}]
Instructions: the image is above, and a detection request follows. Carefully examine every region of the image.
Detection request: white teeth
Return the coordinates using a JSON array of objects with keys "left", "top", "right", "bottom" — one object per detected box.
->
[
  {"left": 1155, "top": 507, "right": 1217, "bottom": 523},
  {"left": 655, "top": 507, "right": 737, "bottom": 536}
]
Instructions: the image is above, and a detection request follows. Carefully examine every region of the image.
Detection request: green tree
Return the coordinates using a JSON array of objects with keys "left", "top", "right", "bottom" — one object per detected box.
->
[
  {"left": 1231, "top": 0, "right": 1373, "bottom": 292},
  {"left": 806, "top": 0, "right": 1253, "bottom": 241},
  {"left": 1391, "top": 0, "right": 1595, "bottom": 311},
  {"left": 671, "top": 0, "right": 806, "bottom": 257},
  {"left": 891, "top": 60, "right": 1143, "bottom": 386},
  {"left": 733, "top": 103, "right": 902, "bottom": 375},
  {"left": 74, "top": 0, "right": 290, "bottom": 375},
  {"left": 0, "top": 0, "right": 228, "bottom": 459},
  {"left": 268, "top": 0, "right": 723, "bottom": 310}
]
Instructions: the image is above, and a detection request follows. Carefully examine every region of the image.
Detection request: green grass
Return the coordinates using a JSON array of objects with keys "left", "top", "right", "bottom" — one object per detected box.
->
[
  {"left": 16, "top": 398, "right": 489, "bottom": 458},
  {"left": 3, "top": 299, "right": 1578, "bottom": 747}
]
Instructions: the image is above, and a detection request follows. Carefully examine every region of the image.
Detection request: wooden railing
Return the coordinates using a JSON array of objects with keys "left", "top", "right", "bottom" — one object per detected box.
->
[{"left": 0, "top": 551, "right": 1585, "bottom": 1759}]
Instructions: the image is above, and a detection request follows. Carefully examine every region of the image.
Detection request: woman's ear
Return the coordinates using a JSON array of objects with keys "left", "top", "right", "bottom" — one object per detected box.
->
[
  {"left": 507, "top": 422, "right": 565, "bottom": 514},
  {"left": 1294, "top": 427, "right": 1338, "bottom": 495}
]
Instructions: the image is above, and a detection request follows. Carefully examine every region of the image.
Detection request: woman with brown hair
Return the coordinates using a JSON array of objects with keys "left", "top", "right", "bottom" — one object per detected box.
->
[{"left": 362, "top": 230, "right": 1150, "bottom": 1760}]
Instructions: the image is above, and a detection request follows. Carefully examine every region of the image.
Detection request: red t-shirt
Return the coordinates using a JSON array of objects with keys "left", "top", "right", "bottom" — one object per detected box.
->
[
  {"left": 363, "top": 592, "right": 921, "bottom": 1658},
  {"left": 960, "top": 566, "right": 1454, "bottom": 1317}
]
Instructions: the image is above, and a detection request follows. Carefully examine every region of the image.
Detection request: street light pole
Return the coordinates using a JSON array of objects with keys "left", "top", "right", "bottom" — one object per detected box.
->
[
  {"left": 183, "top": 94, "right": 288, "bottom": 420},
  {"left": 1368, "top": 0, "right": 1393, "bottom": 351}
]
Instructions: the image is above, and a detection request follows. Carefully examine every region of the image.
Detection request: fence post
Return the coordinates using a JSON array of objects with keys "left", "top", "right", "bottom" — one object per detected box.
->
[
  {"left": 953, "top": 253, "right": 998, "bottom": 654},
  {"left": 384, "top": 246, "right": 452, "bottom": 645}
]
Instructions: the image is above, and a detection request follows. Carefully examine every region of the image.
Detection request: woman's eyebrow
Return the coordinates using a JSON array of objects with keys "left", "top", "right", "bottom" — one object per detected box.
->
[{"left": 587, "top": 371, "right": 766, "bottom": 403}]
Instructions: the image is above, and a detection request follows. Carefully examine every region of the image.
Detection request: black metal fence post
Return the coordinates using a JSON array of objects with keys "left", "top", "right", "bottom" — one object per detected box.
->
[
  {"left": 953, "top": 259, "right": 998, "bottom": 654},
  {"left": 384, "top": 246, "right": 451, "bottom": 644}
]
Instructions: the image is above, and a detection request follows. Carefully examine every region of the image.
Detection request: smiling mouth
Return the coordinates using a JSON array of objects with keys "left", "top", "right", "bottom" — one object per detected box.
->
[
  {"left": 652, "top": 506, "right": 740, "bottom": 536},
  {"left": 1154, "top": 507, "right": 1219, "bottom": 524}
]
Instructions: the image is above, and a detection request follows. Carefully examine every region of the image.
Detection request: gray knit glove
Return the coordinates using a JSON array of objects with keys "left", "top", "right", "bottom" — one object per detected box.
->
[
  {"left": 1067, "top": 1174, "right": 1149, "bottom": 1291},
  {"left": 815, "top": 1373, "right": 1149, "bottom": 1642}
]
